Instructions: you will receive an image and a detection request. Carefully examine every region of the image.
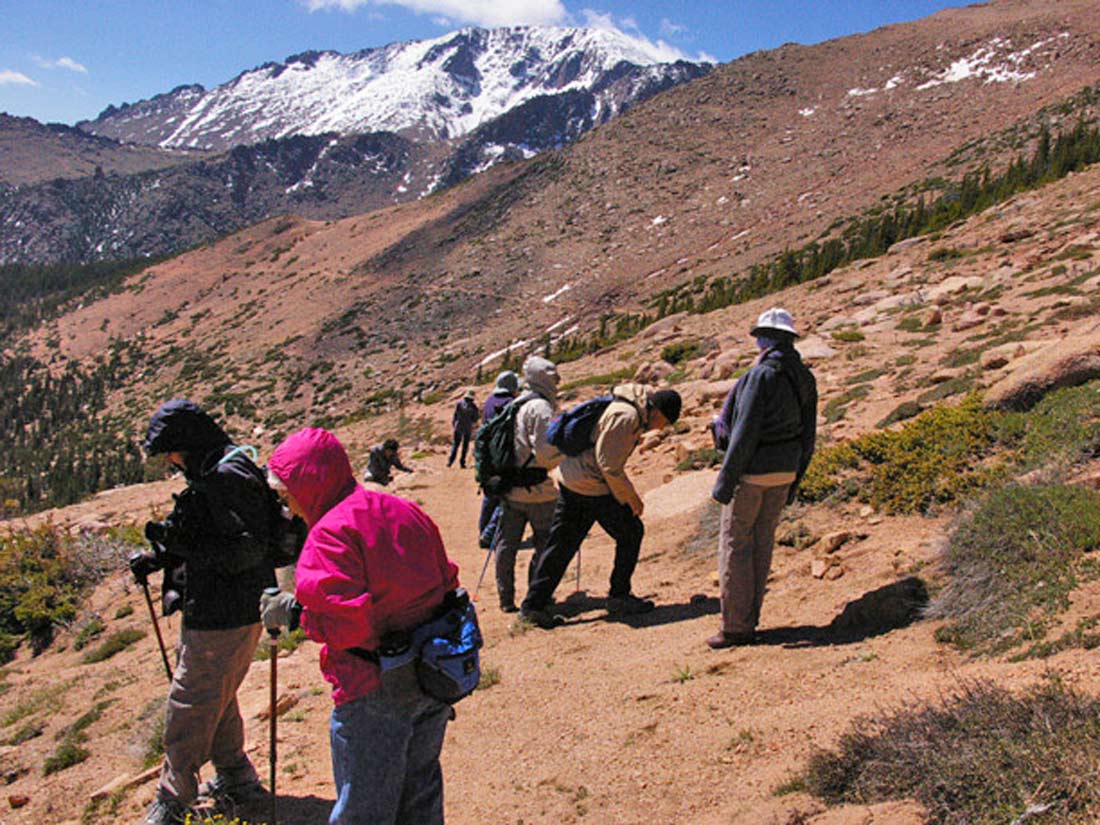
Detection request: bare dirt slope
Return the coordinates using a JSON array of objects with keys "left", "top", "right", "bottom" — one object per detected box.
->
[{"left": 8, "top": 153, "right": 1100, "bottom": 823}]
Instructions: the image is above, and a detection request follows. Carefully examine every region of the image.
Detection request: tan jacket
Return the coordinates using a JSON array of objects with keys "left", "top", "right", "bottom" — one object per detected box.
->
[{"left": 557, "top": 383, "right": 650, "bottom": 508}]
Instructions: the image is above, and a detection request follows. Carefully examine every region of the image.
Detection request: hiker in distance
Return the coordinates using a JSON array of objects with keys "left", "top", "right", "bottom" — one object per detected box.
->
[
  {"left": 447, "top": 390, "right": 480, "bottom": 468},
  {"left": 130, "top": 400, "right": 285, "bottom": 825},
  {"left": 520, "top": 385, "right": 683, "bottom": 628},
  {"left": 260, "top": 428, "right": 461, "bottom": 825},
  {"left": 494, "top": 357, "right": 562, "bottom": 612},
  {"left": 707, "top": 307, "right": 818, "bottom": 649},
  {"left": 478, "top": 370, "right": 520, "bottom": 549},
  {"left": 363, "top": 437, "right": 413, "bottom": 486}
]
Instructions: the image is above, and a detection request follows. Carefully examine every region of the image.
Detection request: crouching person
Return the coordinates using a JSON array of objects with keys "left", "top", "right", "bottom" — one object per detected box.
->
[
  {"left": 133, "top": 400, "right": 276, "bottom": 825},
  {"left": 260, "top": 428, "right": 460, "bottom": 825}
]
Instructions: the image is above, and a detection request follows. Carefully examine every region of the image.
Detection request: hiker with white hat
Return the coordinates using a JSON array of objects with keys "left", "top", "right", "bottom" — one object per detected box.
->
[{"left": 707, "top": 307, "right": 818, "bottom": 649}]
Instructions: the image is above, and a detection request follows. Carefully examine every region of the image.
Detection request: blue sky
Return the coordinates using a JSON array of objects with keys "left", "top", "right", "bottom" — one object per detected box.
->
[{"left": 1, "top": 0, "right": 963, "bottom": 126}]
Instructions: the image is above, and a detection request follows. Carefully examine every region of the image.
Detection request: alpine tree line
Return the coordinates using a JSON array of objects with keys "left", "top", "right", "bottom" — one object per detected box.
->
[
  {"left": 526, "top": 117, "right": 1100, "bottom": 368},
  {"left": 0, "top": 342, "right": 147, "bottom": 517}
]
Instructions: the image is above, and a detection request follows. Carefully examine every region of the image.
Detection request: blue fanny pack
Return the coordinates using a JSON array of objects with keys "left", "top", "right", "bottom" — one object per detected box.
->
[{"left": 354, "top": 588, "right": 483, "bottom": 704}]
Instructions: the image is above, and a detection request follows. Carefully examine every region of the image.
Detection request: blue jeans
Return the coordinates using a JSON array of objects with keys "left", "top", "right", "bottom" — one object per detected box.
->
[{"left": 329, "top": 667, "right": 450, "bottom": 825}]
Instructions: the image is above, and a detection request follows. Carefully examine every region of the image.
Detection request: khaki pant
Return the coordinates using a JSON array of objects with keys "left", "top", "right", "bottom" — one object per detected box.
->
[
  {"left": 718, "top": 482, "right": 790, "bottom": 635},
  {"left": 157, "top": 623, "right": 262, "bottom": 805}
]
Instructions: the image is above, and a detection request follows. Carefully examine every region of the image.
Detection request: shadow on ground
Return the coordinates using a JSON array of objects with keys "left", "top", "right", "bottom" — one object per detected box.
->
[{"left": 227, "top": 792, "right": 333, "bottom": 825}]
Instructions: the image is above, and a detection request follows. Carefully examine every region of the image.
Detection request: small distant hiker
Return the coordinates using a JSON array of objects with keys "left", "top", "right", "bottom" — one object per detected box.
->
[
  {"left": 130, "top": 400, "right": 283, "bottom": 825},
  {"left": 259, "top": 428, "right": 461, "bottom": 825},
  {"left": 707, "top": 308, "right": 818, "bottom": 649},
  {"left": 363, "top": 438, "right": 413, "bottom": 486},
  {"left": 520, "top": 385, "right": 682, "bottom": 628},
  {"left": 494, "top": 357, "right": 562, "bottom": 612},
  {"left": 479, "top": 371, "right": 520, "bottom": 548},
  {"left": 448, "top": 390, "right": 480, "bottom": 468}
]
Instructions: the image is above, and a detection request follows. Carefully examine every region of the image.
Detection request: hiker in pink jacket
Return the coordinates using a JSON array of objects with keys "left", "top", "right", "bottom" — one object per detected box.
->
[{"left": 260, "top": 427, "right": 459, "bottom": 825}]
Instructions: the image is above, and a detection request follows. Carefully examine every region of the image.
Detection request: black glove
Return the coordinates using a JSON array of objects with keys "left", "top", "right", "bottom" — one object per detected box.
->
[
  {"left": 128, "top": 551, "right": 162, "bottom": 585},
  {"left": 144, "top": 520, "right": 168, "bottom": 546}
]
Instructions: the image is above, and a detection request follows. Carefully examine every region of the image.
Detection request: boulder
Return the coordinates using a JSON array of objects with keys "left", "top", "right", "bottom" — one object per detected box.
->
[
  {"left": 635, "top": 361, "right": 675, "bottom": 383},
  {"left": 797, "top": 336, "right": 838, "bottom": 361},
  {"left": 638, "top": 312, "right": 688, "bottom": 339},
  {"left": 818, "top": 531, "right": 853, "bottom": 555},
  {"left": 927, "top": 276, "right": 983, "bottom": 304},
  {"left": 984, "top": 330, "right": 1100, "bottom": 410},
  {"left": 699, "top": 350, "right": 743, "bottom": 381}
]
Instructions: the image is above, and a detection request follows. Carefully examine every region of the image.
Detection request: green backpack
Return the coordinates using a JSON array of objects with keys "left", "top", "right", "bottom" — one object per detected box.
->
[{"left": 473, "top": 398, "right": 548, "bottom": 496}]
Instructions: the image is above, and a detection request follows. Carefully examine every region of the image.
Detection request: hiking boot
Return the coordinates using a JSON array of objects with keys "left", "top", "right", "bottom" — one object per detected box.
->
[
  {"left": 198, "top": 774, "right": 267, "bottom": 803},
  {"left": 705, "top": 630, "right": 756, "bottom": 649},
  {"left": 142, "top": 798, "right": 188, "bottom": 825},
  {"left": 606, "top": 594, "right": 655, "bottom": 617},
  {"left": 500, "top": 601, "right": 518, "bottom": 613},
  {"left": 519, "top": 606, "right": 563, "bottom": 629}
]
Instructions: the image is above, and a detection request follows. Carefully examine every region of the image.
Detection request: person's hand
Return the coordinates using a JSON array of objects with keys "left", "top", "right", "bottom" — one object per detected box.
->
[
  {"left": 144, "top": 520, "right": 168, "bottom": 547},
  {"left": 260, "top": 589, "right": 299, "bottom": 633},
  {"left": 627, "top": 496, "right": 644, "bottom": 518},
  {"left": 128, "top": 551, "right": 161, "bottom": 585}
]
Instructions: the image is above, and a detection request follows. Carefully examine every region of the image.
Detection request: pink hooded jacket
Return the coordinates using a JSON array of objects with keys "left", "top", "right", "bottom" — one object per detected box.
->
[{"left": 269, "top": 428, "right": 459, "bottom": 705}]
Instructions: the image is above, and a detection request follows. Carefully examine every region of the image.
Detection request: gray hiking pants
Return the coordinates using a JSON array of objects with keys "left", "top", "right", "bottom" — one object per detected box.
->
[
  {"left": 157, "top": 623, "right": 262, "bottom": 805},
  {"left": 718, "top": 482, "right": 790, "bottom": 635},
  {"left": 495, "top": 497, "right": 556, "bottom": 607}
]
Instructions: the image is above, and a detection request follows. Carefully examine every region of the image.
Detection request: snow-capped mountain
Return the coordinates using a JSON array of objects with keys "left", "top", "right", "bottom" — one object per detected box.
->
[{"left": 80, "top": 26, "right": 710, "bottom": 152}]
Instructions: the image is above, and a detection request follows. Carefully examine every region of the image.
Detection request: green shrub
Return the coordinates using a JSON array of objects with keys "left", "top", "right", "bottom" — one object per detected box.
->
[
  {"left": 800, "top": 675, "right": 1100, "bottom": 823},
  {"left": 559, "top": 367, "right": 636, "bottom": 392},
  {"left": 930, "top": 484, "right": 1100, "bottom": 655},
  {"left": 830, "top": 328, "right": 865, "bottom": 343},
  {"left": 114, "top": 605, "right": 134, "bottom": 620},
  {"left": 996, "top": 380, "right": 1100, "bottom": 471},
  {"left": 43, "top": 739, "right": 90, "bottom": 775},
  {"left": 800, "top": 395, "right": 999, "bottom": 514},
  {"left": 8, "top": 721, "right": 43, "bottom": 745},
  {"left": 72, "top": 618, "right": 105, "bottom": 651},
  {"left": 822, "top": 385, "right": 870, "bottom": 424},
  {"left": 916, "top": 375, "right": 975, "bottom": 404},
  {"left": 82, "top": 629, "right": 146, "bottom": 664},
  {"left": 660, "top": 340, "right": 703, "bottom": 365}
]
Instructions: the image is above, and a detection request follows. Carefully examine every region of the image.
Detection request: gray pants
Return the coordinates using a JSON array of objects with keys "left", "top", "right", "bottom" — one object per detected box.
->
[
  {"left": 158, "top": 623, "right": 262, "bottom": 805},
  {"left": 495, "top": 498, "right": 555, "bottom": 608},
  {"left": 718, "top": 483, "right": 790, "bottom": 635}
]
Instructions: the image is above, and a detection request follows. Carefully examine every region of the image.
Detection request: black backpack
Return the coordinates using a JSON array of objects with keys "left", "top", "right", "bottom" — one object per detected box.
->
[{"left": 473, "top": 398, "right": 548, "bottom": 496}]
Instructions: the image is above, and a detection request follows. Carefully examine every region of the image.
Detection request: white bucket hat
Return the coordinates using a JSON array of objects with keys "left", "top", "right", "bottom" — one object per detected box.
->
[{"left": 750, "top": 307, "right": 799, "bottom": 337}]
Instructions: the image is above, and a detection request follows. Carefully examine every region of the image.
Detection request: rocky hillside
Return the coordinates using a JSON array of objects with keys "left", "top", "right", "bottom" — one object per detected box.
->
[{"left": 6, "top": 113, "right": 1100, "bottom": 823}]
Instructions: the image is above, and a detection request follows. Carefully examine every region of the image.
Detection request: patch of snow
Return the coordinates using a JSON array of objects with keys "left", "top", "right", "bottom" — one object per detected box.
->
[
  {"left": 847, "top": 87, "right": 877, "bottom": 97},
  {"left": 799, "top": 107, "right": 816, "bottom": 117},
  {"left": 916, "top": 35, "right": 1061, "bottom": 90},
  {"left": 883, "top": 75, "right": 904, "bottom": 90},
  {"left": 651, "top": 215, "right": 667, "bottom": 227},
  {"left": 542, "top": 284, "right": 572, "bottom": 303}
]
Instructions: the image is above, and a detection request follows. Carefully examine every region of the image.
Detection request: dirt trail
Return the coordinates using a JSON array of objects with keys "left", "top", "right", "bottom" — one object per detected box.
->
[{"left": 5, "top": 429, "right": 1100, "bottom": 825}]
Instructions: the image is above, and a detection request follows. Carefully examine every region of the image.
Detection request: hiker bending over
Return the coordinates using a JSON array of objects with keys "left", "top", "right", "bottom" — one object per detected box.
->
[
  {"left": 520, "top": 385, "right": 682, "bottom": 628},
  {"left": 494, "top": 357, "right": 562, "bottom": 612},
  {"left": 131, "top": 400, "right": 282, "bottom": 825},
  {"left": 707, "top": 308, "right": 818, "bottom": 649},
  {"left": 478, "top": 370, "right": 519, "bottom": 549},
  {"left": 363, "top": 438, "right": 412, "bottom": 486},
  {"left": 447, "top": 390, "right": 479, "bottom": 468},
  {"left": 261, "top": 428, "right": 460, "bottom": 825}
]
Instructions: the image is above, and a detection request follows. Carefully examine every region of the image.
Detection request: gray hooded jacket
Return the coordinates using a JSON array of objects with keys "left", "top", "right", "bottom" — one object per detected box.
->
[{"left": 508, "top": 357, "right": 562, "bottom": 504}]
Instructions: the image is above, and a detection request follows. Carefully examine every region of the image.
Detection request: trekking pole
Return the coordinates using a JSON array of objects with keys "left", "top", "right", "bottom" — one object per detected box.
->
[
  {"left": 264, "top": 588, "right": 281, "bottom": 825},
  {"left": 132, "top": 556, "right": 173, "bottom": 682},
  {"left": 470, "top": 550, "right": 492, "bottom": 602},
  {"left": 574, "top": 546, "right": 582, "bottom": 593}
]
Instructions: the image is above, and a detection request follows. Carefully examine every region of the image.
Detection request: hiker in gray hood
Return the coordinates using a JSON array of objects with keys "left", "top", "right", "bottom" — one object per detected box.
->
[
  {"left": 707, "top": 308, "right": 818, "bottom": 649},
  {"left": 495, "top": 356, "right": 562, "bottom": 612}
]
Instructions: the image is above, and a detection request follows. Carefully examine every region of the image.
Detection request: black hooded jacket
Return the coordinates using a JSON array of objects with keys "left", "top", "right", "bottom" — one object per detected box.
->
[{"left": 145, "top": 400, "right": 276, "bottom": 630}]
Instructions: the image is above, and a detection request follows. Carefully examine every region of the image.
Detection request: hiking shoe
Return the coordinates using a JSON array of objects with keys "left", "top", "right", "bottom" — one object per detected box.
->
[
  {"left": 705, "top": 630, "right": 756, "bottom": 650},
  {"left": 198, "top": 774, "right": 267, "bottom": 803},
  {"left": 519, "top": 606, "right": 563, "bottom": 629},
  {"left": 500, "top": 601, "right": 518, "bottom": 614},
  {"left": 606, "top": 594, "right": 655, "bottom": 617},
  {"left": 142, "top": 798, "right": 188, "bottom": 825}
]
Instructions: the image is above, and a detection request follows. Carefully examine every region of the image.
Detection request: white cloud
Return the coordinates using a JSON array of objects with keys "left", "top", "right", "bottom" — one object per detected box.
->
[
  {"left": 303, "top": 0, "right": 567, "bottom": 27},
  {"left": 32, "top": 55, "right": 88, "bottom": 73},
  {"left": 581, "top": 9, "right": 709, "bottom": 63},
  {"left": 659, "top": 18, "right": 687, "bottom": 38},
  {"left": 0, "top": 70, "right": 37, "bottom": 86}
]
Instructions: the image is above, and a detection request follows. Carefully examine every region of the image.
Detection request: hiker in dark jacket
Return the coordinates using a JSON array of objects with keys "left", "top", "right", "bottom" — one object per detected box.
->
[
  {"left": 479, "top": 371, "right": 520, "bottom": 548},
  {"left": 448, "top": 391, "right": 480, "bottom": 468},
  {"left": 363, "top": 438, "right": 413, "bottom": 486},
  {"left": 129, "top": 400, "right": 280, "bottom": 825},
  {"left": 707, "top": 308, "right": 818, "bottom": 649}
]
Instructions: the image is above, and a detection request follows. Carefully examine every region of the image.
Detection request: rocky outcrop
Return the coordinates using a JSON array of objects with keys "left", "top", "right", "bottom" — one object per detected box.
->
[{"left": 984, "top": 330, "right": 1100, "bottom": 410}]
